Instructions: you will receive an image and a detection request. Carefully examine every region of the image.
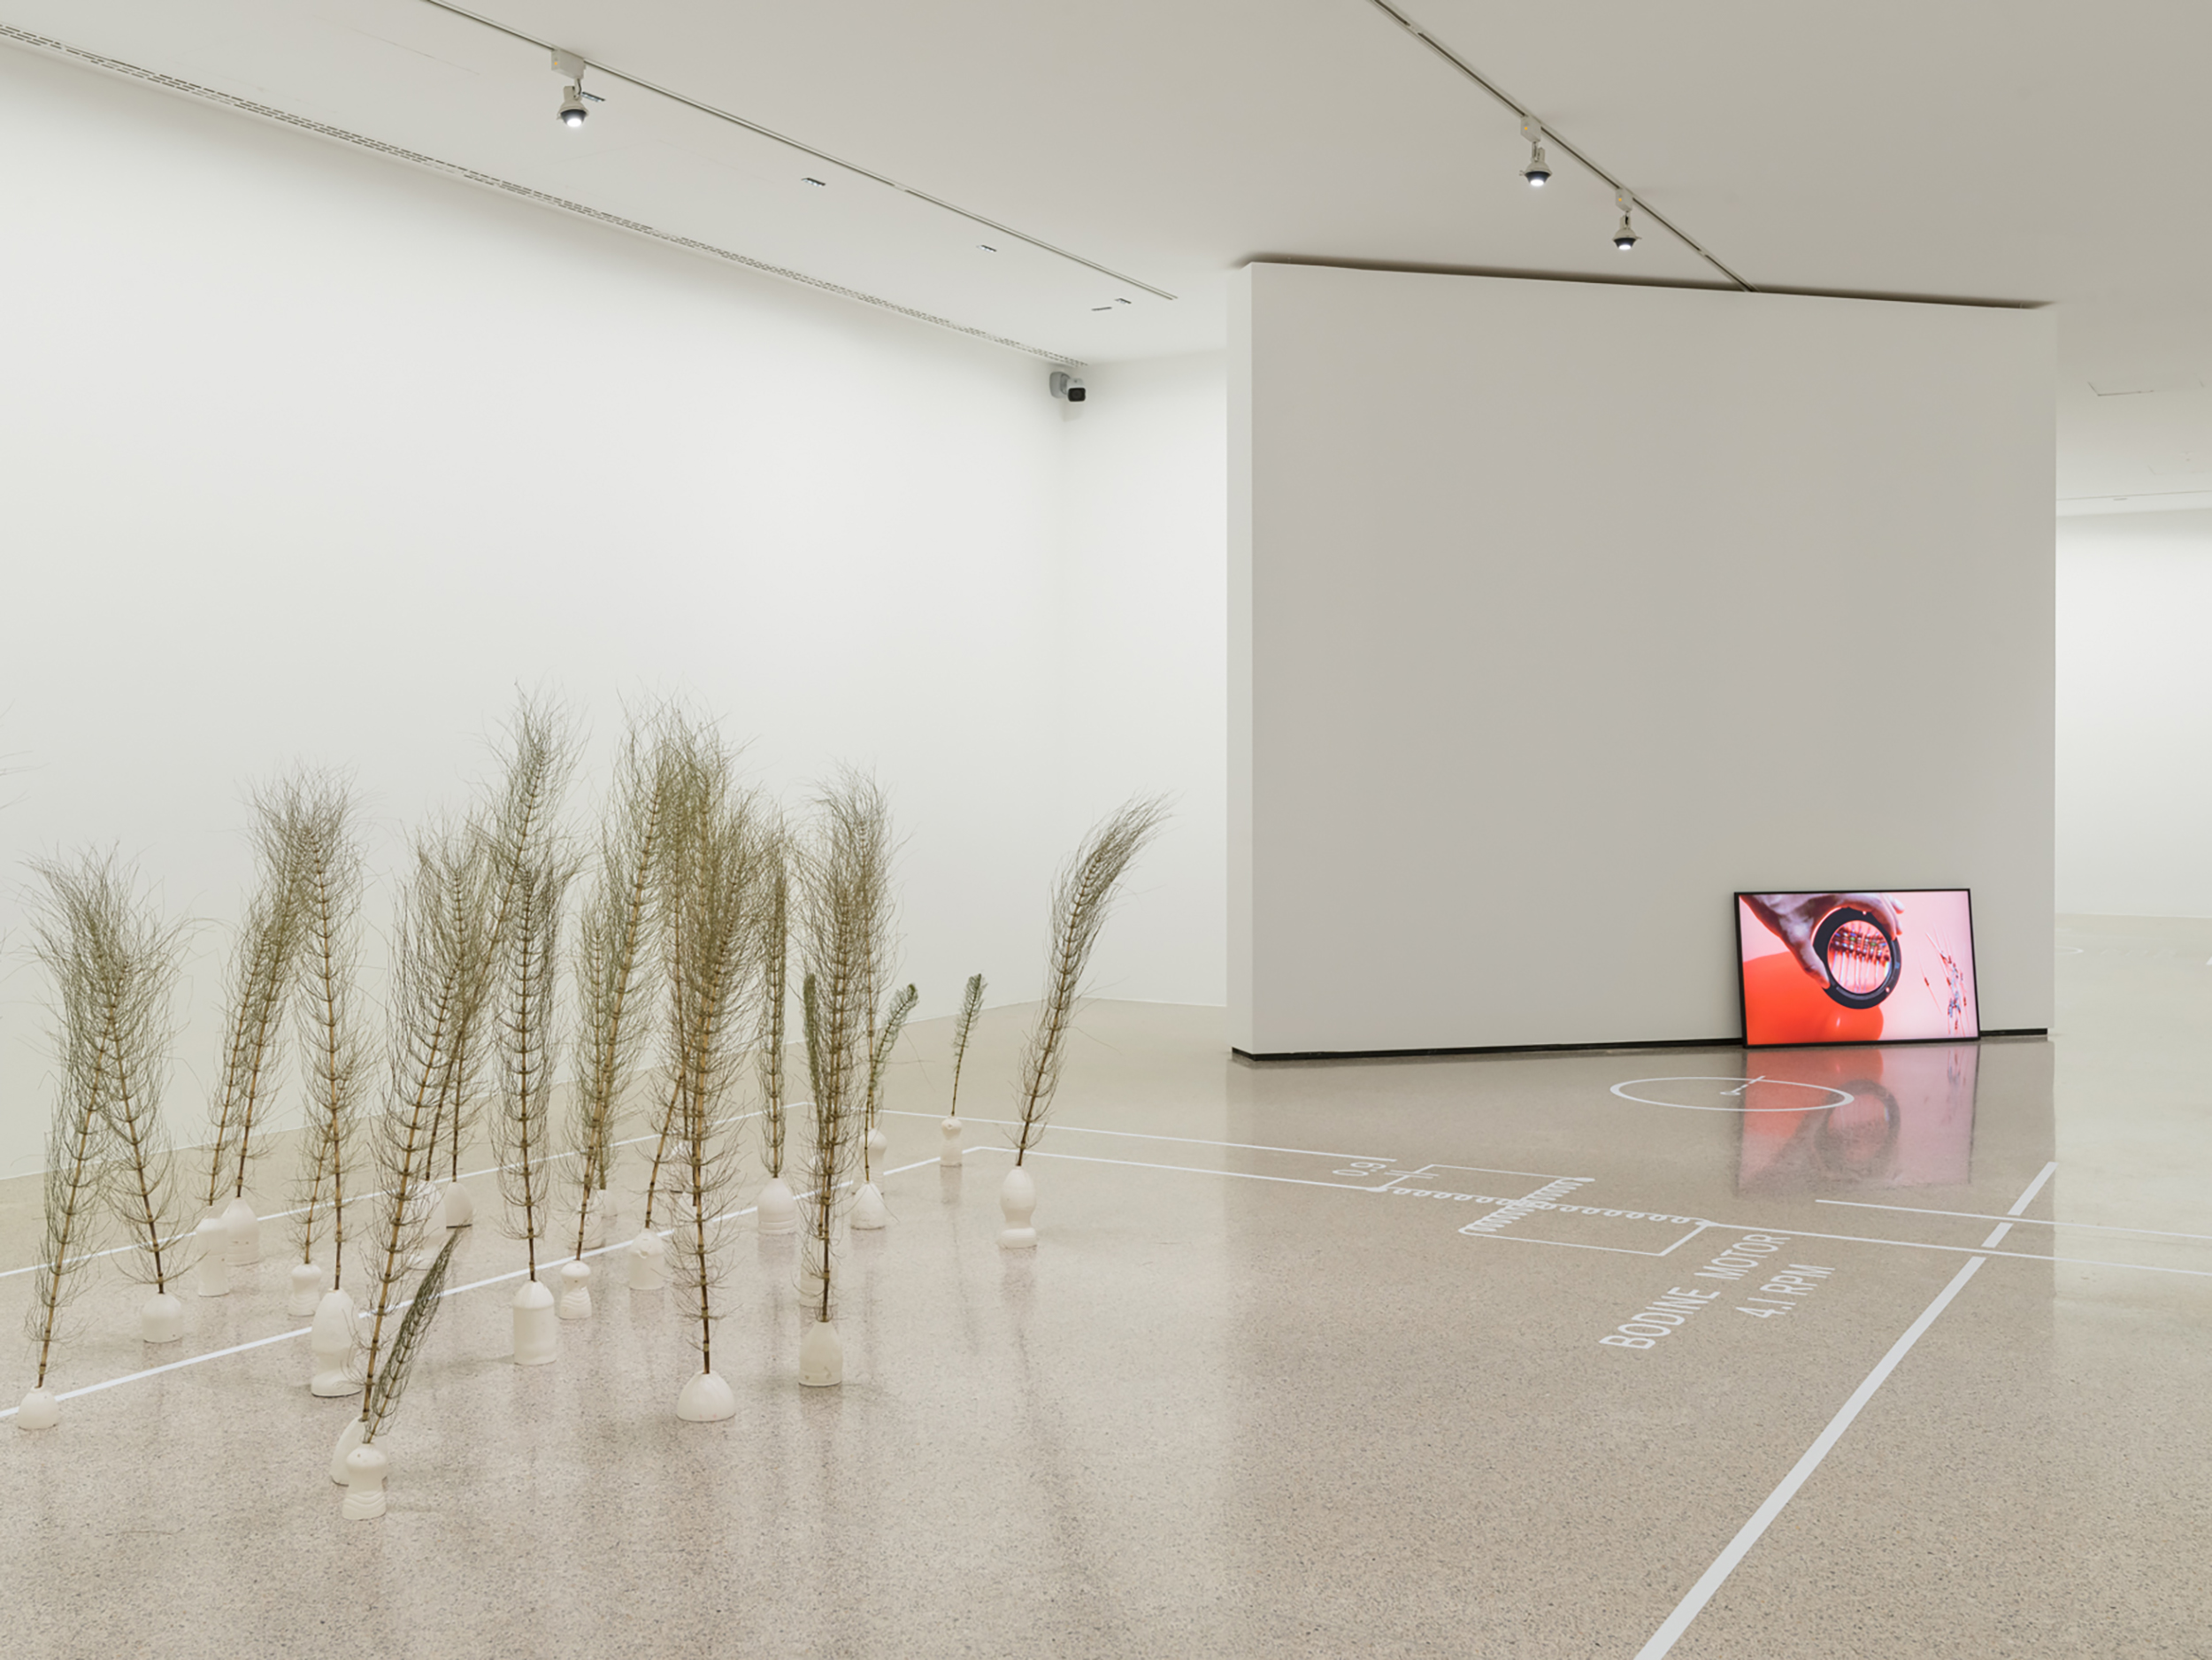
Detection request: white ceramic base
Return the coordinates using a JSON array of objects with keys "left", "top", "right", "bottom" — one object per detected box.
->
[
  {"left": 998, "top": 1164, "right": 1038, "bottom": 1249},
  {"left": 557, "top": 1259, "right": 592, "bottom": 1320},
  {"left": 851, "top": 1182, "right": 888, "bottom": 1230},
  {"left": 221, "top": 1195, "right": 261, "bottom": 1264},
  {"left": 864, "top": 1126, "right": 887, "bottom": 1158},
  {"left": 755, "top": 1177, "right": 799, "bottom": 1236},
  {"left": 17, "top": 1388, "right": 58, "bottom": 1431},
  {"left": 442, "top": 1181, "right": 474, "bottom": 1229},
  {"left": 676, "top": 1370, "right": 737, "bottom": 1421},
  {"left": 626, "top": 1228, "right": 668, "bottom": 1291},
  {"left": 311, "top": 1287, "right": 362, "bottom": 1396},
  {"left": 581, "top": 1188, "right": 613, "bottom": 1250},
  {"left": 329, "top": 1416, "right": 366, "bottom": 1485},
  {"left": 141, "top": 1290, "right": 184, "bottom": 1344},
  {"left": 287, "top": 1261, "right": 325, "bottom": 1318},
  {"left": 940, "top": 1118, "right": 964, "bottom": 1166},
  {"left": 513, "top": 1279, "right": 557, "bottom": 1365},
  {"left": 194, "top": 1216, "right": 231, "bottom": 1296},
  {"left": 798, "top": 1320, "right": 843, "bottom": 1387},
  {"left": 342, "top": 1442, "right": 388, "bottom": 1519},
  {"left": 406, "top": 1186, "right": 442, "bottom": 1267}
]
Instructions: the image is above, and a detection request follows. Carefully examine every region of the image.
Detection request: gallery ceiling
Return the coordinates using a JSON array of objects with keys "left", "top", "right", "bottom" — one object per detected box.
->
[{"left": 7, "top": 0, "right": 2208, "bottom": 507}]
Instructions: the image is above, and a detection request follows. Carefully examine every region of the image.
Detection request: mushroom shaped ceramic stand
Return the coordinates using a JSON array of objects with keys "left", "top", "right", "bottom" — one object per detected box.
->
[
  {"left": 513, "top": 1280, "right": 557, "bottom": 1365},
  {"left": 441, "top": 1181, "right": 474, "bottom": 1229},
  {"left": 287, "top": 1263, "right": 326, "bottom": 1318},
  {"left": 141, "top": 1291, "right": 184, "bottom": 1344},
  {"left": 194, "top": 1216, "right": 231, "bottom": 1297},
  {"left": 341, "top": 1442, "right": 388, "bottom": 1519},
  {"left": 626, "top": 1229, "right": 668, "bottom": 1291},
  {"left": 17, "top": 1389, "right": 58, "bottom": 1431},
  {"left": 310, "top": 1288, "right": 362, "bottom": 1397},
  {"left": 329, "top": 1416, "right": 366, "bottom": 1484},
  {"left": 755, "top": 1177, "right": 798, "bottom": 1236},
  {"left": 676, "top": 1371, "right": 736, "bottom": 1421},
  {"left": 851, "top": 1183, "right": 888, "bottom": 1230},
  {"left": 998, "top": 1164, "right": 1038, "bottom": 1249},
  {"left": 557, "top": 1260, "right": 593, "bottom": 1320},
  {"left": 221, "top": 1195, "right": 261, "bottom": 1265},
  {"left": 798, "top": 1321, "right": 843, "bottom": 1387},
  {"left": 940, "top": 1118, "right": 963, "bottom": 1166}
]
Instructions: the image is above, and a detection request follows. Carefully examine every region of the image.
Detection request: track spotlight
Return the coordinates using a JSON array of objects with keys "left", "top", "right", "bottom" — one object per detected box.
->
[
  {"left": 1613, "top": 188, "right": 1639, "bottom": 251},
  {"left": 551, "top": 48, "right": 602, "bottom": 129},
  {"left": 559, "top": 85, "right": 588, "bottom": 127},
  {"left": 1519, "top": 115, "right": 1550, "bottom": 187}
]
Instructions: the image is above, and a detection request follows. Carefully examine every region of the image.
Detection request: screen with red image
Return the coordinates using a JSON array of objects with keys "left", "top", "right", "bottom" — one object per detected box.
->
[{"left": 1736, "top": 890, "right": 1978, "bottom": 1047}]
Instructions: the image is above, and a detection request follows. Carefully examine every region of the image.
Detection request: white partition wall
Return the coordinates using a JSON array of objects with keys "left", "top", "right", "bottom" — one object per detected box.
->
[{"left": 1230, "top": 263, "right": 2054, "bottom": 1055}]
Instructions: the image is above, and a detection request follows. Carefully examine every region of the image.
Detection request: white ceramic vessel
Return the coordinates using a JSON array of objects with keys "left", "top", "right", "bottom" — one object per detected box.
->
[
  {"left": 141, "top": 1291, "right": 184, "bottom": 1344},
  {"left": 998, "top": 1164, "right": 1038, "bottom": 1249},
  {"left": 798, "top": 1320, "right": 844, "bottom": 1387},
  {"left": 311, "top": 1287, "right": 362, "bottom": 1396},
  {"left": 755, "top": 1177, "right": 799, "bottom": 1236},
  {"left": 557, "top": 1259, "right": 593, "bottom": 1320},
  {"left": 512, "top": 1279, "right": 557, "bottom": 1364},
  {"left": 328, "top": 1416, "right": 366, "bottom": 1485},
  {"left": 341, "top": 1443, "right": 388, "bottom": 1519},
  {"left": 287, "top": 1262, "right": 325, "bottom": 1318},
  {"left": 221, "top": 1195, "right": 261, "bottom": 1265},
  {"left": 581, "top": 1188, "right": 613, "bottom": 1250},
  {"left": 441, "top": 1180, "right": 474, "bottom": 1229},
  {"left": 17, "top": 1388, "right": 59, "bottom": 1431},
  {"left": 676, "top": 1371, "right": 737, "bottom": 1421},
  {"left": 851, "top": 1182, "right": 888, "bottom": 1230},
  {"left": 864, "top": 1126, "right": 888, "bottom": 1158},
  {"left": 194, "top": 1216, "right": 231, "bottom": 1297},
  {"left": 626, "top": 1228, "right": 668, "bottom": 1291},
  {"left": 940, "top": 1118, "right": 964, "bottom": 1166}
]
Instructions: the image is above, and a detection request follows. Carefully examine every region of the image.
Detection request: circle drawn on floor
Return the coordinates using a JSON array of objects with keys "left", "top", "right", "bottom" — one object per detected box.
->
[{"left": 1610, "top": 1076, "right": 1855, "bottom": 1112}]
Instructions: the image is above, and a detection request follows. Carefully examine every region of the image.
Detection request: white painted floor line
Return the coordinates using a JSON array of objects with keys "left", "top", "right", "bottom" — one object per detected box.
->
[
  {"left": 1633, "top": 1255, "right": 1987, "bottom": 1660},
  {"left": 2008, "top": 1160, "right": 2058, "bottom": 1214},
  {"left": 0, "top": 1155, "right": 940, "bottom": 1422},
  {"left": 1981, "top": 1221, "right": 2014, "bottom": 1248},
  {"left": 881, "top": 1110, "right": 1394, "bottom": 1163},
  {"left": 1816, "top": 1198, "right": 2212, "bottom": 1241},
  {"left": 963, "top": 1143, "right": 1387, "bottom": 1192},
  {"left": 1706, "top": 1222, "right": 2212, "bottom": 1280}
]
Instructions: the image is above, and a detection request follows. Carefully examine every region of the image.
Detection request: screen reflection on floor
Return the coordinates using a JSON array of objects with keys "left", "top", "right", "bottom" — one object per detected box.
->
[{"left": 1736, "top": 1043, "right": 1978, "bottom": 1195}]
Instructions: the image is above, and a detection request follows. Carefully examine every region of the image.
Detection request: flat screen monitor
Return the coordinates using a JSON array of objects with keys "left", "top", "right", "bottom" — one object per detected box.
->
[{"left": 1736, "top": 890, "right": 1978, "bottom": 1048}]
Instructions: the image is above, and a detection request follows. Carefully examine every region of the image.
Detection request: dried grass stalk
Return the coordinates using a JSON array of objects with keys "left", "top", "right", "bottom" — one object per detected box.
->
[
  {"left": 566, "top": 717, "right": 674, "bottom": 1260},
  {"left": 33, "top": 857, "right": 190, "bottom": 1291},
  {"left": 948, "top": 972, "right": 985, "bottom": 1121},
  {"left": 495, "top": 858, "right": 571, "bottom": 1283},
  {"left": 795, "top": 772, "right": 892, "bottom": 1318},
  {"left": 357, "top": 827, "right": 493, "bottom": 1411},
  {"left": 288, "top": 777, "right": 369, "bottom": 1288},
  {"left": 863, "top": 982, "right": 918, "bottom": 1179},
  {"left": 430, "top": 695, "right": 576, "bottom": 1186},
  {"left": 198, "top": 789, "right": 307, "bottom": 1213},
  {"left": 1011, "top": 796, "right": 1168, "bottom": 1164},
  {"left": 362, "top": 1231, "right": 458, "bottom": 1447},
  {"left": 662, "top": 773, "right": 770, "bottom": 1375},
  {"left": 756, "top": 851, "right": 790, "bottom": 1180}
]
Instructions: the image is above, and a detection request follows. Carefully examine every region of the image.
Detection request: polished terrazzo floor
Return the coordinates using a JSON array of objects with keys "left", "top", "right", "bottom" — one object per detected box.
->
[{"left": 2, "top": 915, "right": 2208, "bottom": 1657}]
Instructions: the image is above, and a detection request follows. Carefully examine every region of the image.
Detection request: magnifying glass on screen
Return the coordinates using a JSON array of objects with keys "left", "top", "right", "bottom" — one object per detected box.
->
[{"left": 1812, "top": 906, "right": 1900, "bottom": 1009}]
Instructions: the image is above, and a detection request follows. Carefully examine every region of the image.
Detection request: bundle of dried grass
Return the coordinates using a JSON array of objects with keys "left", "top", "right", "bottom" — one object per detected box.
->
[
  {"left": 852, "top": 981, "right": 917, "bottom": 1228},
  {"left": 495, "top": 858, "right": 571, "bottom": 1290},
  {"left": 565, "top": 718, "right": 675, "bottom": 1277},
  {"left": 288, "top": 778, "right": 368, "bottom": 1308},
  {"left": 661, "top": 772, "right": 771, "bottom": 1418},
  {"left": 338, "top": 1228, "right": 461, "bottom": 1519},
  {"left": 429, "top": 696, "right": 577, "bottom": 1210},
  {"left": 757, "top": 850, "right": 791, "bottom": 1182},
  {"left": 997, "top": 798, "right": 1165, "bottom": 1250},
  {"left": 354, "top": 827, "right": 494, "bottom": 1423},
  {"left": 32, "top": 857, "right": 191, "bottom": 1333},
  {"left": 948, "top": 972, "right": 986, "bottom": 1123},
  {"left": 196, "top": 789, "right": 306, "bottom": 1255}
]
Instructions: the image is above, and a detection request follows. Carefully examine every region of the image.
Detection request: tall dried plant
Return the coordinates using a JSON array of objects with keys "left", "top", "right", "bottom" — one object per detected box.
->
[
  {"left": 289, "top": 777, "right": 369, "bottom": 1289},
  {"left": 565, "top": 717, "right": 675, "bottom": 1262},
  {"left": 33, "top": 857, "right": 190, "bottom": 1293},
  {"left": 357, "top": 828, "right": 494, "bottom": 1413},
  {"left": 662, "top": 776, "right": 770, "bottom": 1381},
  {"left": 197, "top": 790, "right": 307, "bottom": 1216},
  {"left": 947, "top": 972, "right": 986, "bottom": 1122},
  {"left": 362, "top": 1231, "right": 458, "bottom": 1449},
  {"left": 1010, "top": 797, "right": 1168, "bottom": 1164},
  {"left": 429, "top": 696, "right": 577, "bottom": 1188},
  {"left": 795, "top": 773, "right": 892, "bottom": 1319},
  {"left": 495, "top": 858, "right": 571, "bottom": 1284},
  {"left": 862, "top": 982, "right": 918, "bottom": 1180},
  {"left": 756, "top": 852, "right": 791, "bottom": 1180}
]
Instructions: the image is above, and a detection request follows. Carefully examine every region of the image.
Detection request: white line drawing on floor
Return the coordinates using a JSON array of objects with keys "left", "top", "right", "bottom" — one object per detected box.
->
[{"left": 1611, "top": 1076, "right": 1855, "bottom": 1112}]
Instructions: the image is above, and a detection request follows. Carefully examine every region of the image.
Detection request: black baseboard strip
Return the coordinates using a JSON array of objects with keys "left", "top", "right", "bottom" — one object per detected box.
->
[{"left": 1233, "top": 1027, "right": 2049, "bottom": 1063}]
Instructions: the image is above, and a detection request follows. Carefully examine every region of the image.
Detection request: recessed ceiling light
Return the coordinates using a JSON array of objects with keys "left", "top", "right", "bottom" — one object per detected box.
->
[{"left": 803, "top": 176, "right": 826, "bottom": 187}]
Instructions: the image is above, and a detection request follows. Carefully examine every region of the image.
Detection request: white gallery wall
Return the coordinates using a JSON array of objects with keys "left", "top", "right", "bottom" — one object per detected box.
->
[
  {"left": 2056, "top": 508, "right": 2212, "bottom": 915},
  {"left": 1231, "top": 262, "right": 2055, "bottom": 1055},
  {"left": 0, "top": 43, "right": 1226, "bottom": 1175}
]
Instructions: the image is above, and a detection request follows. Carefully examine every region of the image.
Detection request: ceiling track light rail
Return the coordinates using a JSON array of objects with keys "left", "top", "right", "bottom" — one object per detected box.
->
[
  {"left": 1362, "top": 0, "right": 1754, "bottom": 291},
  {"left": 414, "top": 0, "right": 1175, "bottom": 301}
]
